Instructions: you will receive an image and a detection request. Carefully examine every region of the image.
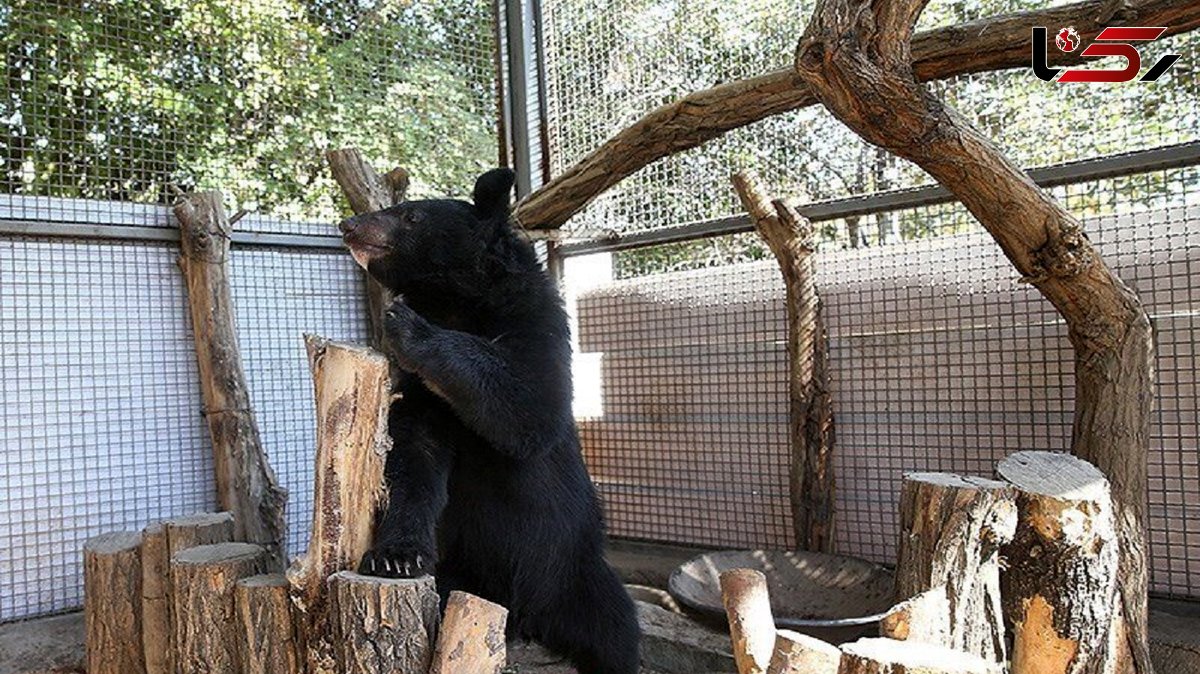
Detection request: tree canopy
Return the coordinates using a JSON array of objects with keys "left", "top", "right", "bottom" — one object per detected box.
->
[{"left": 2, "top": 0, "right": 498, "bottom": 222}]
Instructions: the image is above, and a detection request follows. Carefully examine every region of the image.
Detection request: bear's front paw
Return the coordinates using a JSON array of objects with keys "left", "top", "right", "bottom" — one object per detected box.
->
[
  {"left": 382, "top": 299, "right": 428, "bottom": 370},
  {"left": 358, "top": 545, "right": 434, "bottom": 579}
]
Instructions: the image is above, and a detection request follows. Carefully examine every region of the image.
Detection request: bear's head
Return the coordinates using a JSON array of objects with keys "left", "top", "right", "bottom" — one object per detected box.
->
[{"left": 339, "top": 168, "right": 532, "bottom": 299}]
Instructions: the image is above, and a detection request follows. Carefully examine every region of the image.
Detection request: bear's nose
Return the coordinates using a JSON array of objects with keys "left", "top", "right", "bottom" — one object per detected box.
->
[{"left": 338, "top": 216, "right": 359, "bottom": 234}]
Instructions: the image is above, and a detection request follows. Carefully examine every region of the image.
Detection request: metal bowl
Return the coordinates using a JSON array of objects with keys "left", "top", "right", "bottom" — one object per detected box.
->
[{"left": 668, "top": 549, "right": 895, "bottom": 644}]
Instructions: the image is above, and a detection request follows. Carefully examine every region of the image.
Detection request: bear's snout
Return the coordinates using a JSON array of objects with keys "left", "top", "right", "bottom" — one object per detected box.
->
[{"left": 338, "top": 216, "right": 360, "bottom": 234}]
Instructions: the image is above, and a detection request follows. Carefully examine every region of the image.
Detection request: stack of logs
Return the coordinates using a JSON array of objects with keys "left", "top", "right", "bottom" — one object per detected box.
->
[
  {"left": 84, "top": 336, "right": 509, "bottom": 674},
  {"left": 719, "top": 450, "right": 1125, "bottom": 674}
]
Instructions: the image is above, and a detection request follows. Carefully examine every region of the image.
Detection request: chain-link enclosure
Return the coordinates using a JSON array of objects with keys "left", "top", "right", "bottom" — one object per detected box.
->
[
  {"left": 547, "top": 0, "right": 1200, "bottom": 601},
  {"left": 1, "top": 0, "right": 498, "bottom": 621}
]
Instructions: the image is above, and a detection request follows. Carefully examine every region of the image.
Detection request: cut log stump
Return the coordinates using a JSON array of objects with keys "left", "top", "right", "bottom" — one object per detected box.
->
[
  {"left": 998, "top": 451, "right": 1124, "bottom": 674},
  {"left": 84, "top": 531, "right": 145, "bottom": 674},
  {"left": 328, "top": 571, "right": 440, "bottom": 674},
  {"left": 720, "top": 568, "right": 776, "bottom": 674},
  {"left": 236, "top": 573, "right": 301, "bottom": 674},
  {"left": 429, "top": 591, "right": 508, "bottom": 674},
  {"left": 171, "top": 542, "right": 270, "bottom": 674},
  {"left": 879, "top": 585, "right": 952, "bottom": 647},
  {"left": 766, "top": 629, "right": 840, "bottom": 674},
  {"left": 895, "top": 472, "right": 1015, "bottom": 663},
  {"left": 142, "top": 512, "right": 235, "bottom": 674},
  {"left": 287, "top": 335, "right": 392, "bottom": 674},
  {"left": 838, "top": 638, "right": 1000, "bottom": 674}
]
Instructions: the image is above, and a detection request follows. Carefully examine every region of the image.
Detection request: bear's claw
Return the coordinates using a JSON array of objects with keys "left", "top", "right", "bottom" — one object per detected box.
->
[{"left": 358, "top": 547, "right": 433, "bottom": 579}]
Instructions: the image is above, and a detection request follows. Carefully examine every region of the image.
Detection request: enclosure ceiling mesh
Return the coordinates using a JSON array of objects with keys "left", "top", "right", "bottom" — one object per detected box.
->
[
  {"left": 541, "top": 0, "right": 1200, "bottom": 242},
  {"left": 0, "top": 0, "right": 498, "bottom": 621}
]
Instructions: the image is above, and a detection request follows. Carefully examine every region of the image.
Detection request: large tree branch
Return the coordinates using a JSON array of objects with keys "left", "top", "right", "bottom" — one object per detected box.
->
[
  {"left": 794, "top": 0, "right": 1154, "bottom": 671},
  {"left": 514, "top": 0, "right": 1200, "bottom": 230}
]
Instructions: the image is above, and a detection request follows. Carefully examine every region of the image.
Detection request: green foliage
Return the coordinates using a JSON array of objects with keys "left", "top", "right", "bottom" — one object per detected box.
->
[{"left": 2, "top": 0, "right": 498, "bottom": 221}]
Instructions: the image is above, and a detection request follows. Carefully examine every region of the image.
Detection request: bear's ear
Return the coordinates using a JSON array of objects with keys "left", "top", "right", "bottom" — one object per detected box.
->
[{"left": 473, "top": 168, "right": 516, "bottom": 219}]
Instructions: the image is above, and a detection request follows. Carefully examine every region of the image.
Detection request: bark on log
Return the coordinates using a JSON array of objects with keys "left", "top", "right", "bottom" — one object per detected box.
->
[
  {"left": 326, "top": 147, "right": 409, "bottom": 352},
  {"left": 894, "top": 473, "right": 1015, "bottom": 663},
  {"left": 328, "top": 571, "right": 440, "bottom": 674},
  {"left": 236, "top": 573, "right": 301, "bottom": 674},
  {"left": 171, "top": 542, "right": 270, "bottom": 674},
  {"left": 794, "top": 0, "right": 1156, "bottom": 667},
  {"left": 732, "top": 170, "right": 835, "bottom": 553},
  {"left": 998, "top": 451, "right": 1123, "bottom": 674},
  {"left": 766, "top": 630, "right": 840, "bottom": 674},
  {"left": 513, "top": 0, "right": 1200, "bottom": 230},
  {"left": 175, "top": 191, "right": 287, "bottom": 567},
  {"left": 879, "top": 585, "right": 952, "bottom": 648},
  {"left": 84, "top": 531, "right": 145, "bottom": 674},
  {"left": 429, "top": 591, "right": 509, "bottom": 674},
  {"left": 142, "top": 512, "right": 235, "bottom": 674},
  {"left": 287, "top": 335, "right": 392, "bottom": 674},
  {"left": 838, "top": 638, "right": 1000, "bottom": 674},
  {"left": 720, "top": 569, "right": 776, "bottom": 674}
]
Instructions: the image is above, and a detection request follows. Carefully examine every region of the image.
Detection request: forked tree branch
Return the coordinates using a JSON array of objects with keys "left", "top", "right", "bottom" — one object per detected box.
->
[
  {"left": 794, "top": 0, "right": 1154, "bottom": 670},
  {"left": 513, "top": 0, "right": 1200, "bottom": 230}
]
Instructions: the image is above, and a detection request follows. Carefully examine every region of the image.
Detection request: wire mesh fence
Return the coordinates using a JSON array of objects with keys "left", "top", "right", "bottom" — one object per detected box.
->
[
  {"left": 545, "top": 0, "right": 1200, "bottom": 602},
  {"left": 0, "top": 0, "right": 499, "bottom": 622},
  {"left": 2, "top": 0, "right": 499, "bottom": 231}
]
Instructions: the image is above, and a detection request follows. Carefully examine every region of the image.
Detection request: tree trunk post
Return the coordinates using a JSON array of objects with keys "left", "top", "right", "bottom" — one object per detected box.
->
[
  {"left": 894, "top": 473, "right": 1015, "bottom": 663},
  {"left": 838, "top": 638, "right": 1000, "bottom": 674},
  {"left": 766, "top": 630, "right": 840, "bottom": 674},
  {"left": 171, "top": 542, "right": 271, "bottom": 674},
  {"left": 174, "top": 191, "right": 288, "bottom": 567},
  {"left": 328, "top": 571, "right": 440, "bottom": 674},
  {"left": 326, "top": 147, "right": 409, "bottom": 353},
  {"left": 794, "top": 0, "right": 1156, "bottom": 667},
  {"left": 720, "top": 569, "right": 776, "bottom": 674},
  {"left": 236, "top": 573, "right": 302, "bottom": 674},
  {"left": 429, "top": 591, "right": 509, "bottom": 674},
  {"left": 998, "top": 451, "right": 1124, "bottom": 674},
  {"left": 142, "top": 512, "right": 235, "bottom": 674},
  {"left": 732, "top": 170, "right": 836, "bottom": 553},
  {"left": 84, "top": 531, "right": 145, "bottom": 674},
  {"left": 287, "top": 335, "right": 392, "bottom": 674}
]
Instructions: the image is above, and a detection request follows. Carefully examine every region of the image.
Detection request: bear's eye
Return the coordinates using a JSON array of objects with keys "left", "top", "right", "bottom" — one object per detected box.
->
[{"left": 403, "top": 209, "right": 424, "bottom": 225}]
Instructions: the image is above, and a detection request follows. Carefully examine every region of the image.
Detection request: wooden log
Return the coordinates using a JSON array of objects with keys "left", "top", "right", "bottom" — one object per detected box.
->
[
  {"left": 328, "top": 571, "right": 440, "bottom": 674},
  {"left": 142, "top": 512, "right": 235, "bottom": 674},
  {"left": 326, "top": 147, "right": 409, "bottom": 352},
  {"left": 998, "top": 451, "right": 1123, "bottom": 674},
  {"left": 236, "top": 574, "right": 301, "bottom": 674},
  {"left": 171, "top": 542, "right": 270, "bottom": 674},
  {"left": 429, "top": 591, "right": 509, "bottom": 674},
  {"left": 175, "top": 191, "right": 287, "bottom": 567},
  {"left": 766, "top": 630, "right": 840, "bottom": 674},
  {"left": 838, "top": 638, "right": 1000, "bottom": 674},
  {"left": 879, "top": 585, "right": 952, "bottom": 647},
  {"left": 895, "top": 473, "right": 1015, "bottom": 663},
  {"left": 287, "top": 335, "right": 392, "bottom": 674},
  {"left": 732, "top": 170, "right": 835, "bottom": 552},
  {"left": 720, "top": 569, "right": 776, "bottom": 674},
  {"left": 84, "top": 531, "right": 145, "bottom": 674}
]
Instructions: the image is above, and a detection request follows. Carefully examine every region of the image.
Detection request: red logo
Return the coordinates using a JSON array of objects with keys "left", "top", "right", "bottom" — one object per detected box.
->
[
  {"left": 1056, "top": 27, "right": 1080, "bottom": 52},
  {"left": 1032, "top": 26, "right": 1181, "bottom": 83}
]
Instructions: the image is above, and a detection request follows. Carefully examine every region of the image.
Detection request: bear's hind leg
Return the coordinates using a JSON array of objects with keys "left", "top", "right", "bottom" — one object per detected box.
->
[{"left": 526, "top": 562, "right": 640, "bottom": 674}]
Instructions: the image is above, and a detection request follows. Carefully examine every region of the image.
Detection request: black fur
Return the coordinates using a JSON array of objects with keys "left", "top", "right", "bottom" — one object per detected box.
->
[{"left": 339, "top": 168, "right": 640, "bottom": 674}]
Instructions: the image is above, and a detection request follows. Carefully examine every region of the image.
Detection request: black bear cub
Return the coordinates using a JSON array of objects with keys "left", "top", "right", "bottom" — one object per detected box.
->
[{"left": 339, "top": 168, "right": 640, "bottom": 674}]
